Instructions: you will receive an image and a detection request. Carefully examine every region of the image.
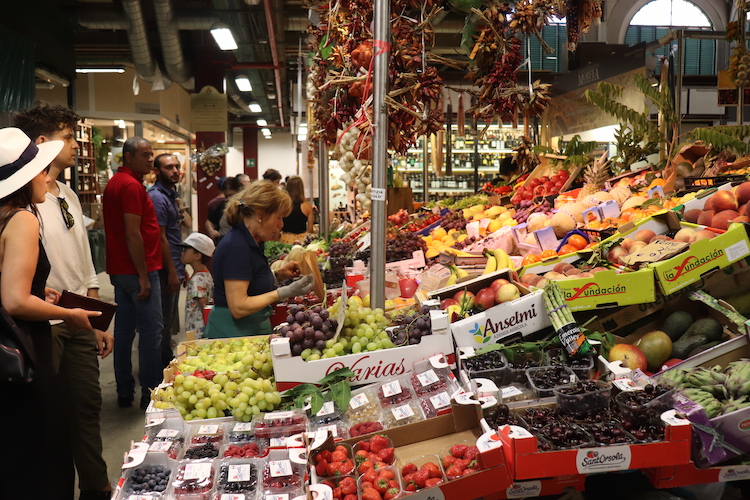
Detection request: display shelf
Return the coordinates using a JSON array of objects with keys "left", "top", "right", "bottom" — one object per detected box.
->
[{"left": 75, "top": 120, "right": 99, "bottom": 205}]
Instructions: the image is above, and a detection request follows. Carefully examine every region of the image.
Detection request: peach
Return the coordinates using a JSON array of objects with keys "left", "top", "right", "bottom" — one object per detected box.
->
[
  {"left": 697, "top": 210, "right": 715, "bottom": 226},
  {"left": 737, "top": 182, "right": 750, "bottom": 206},
  {"left": 577, "top": 272, "right": 594, "bottom": 278},
  {"left": 629, "top": 241, "right": 648, "bottom": 253},
  {"left": 674, "top": 227, "right": 696, "bottom": 242},
  {"left": 734, "top": 216, "right": 749, "bottom": 224},
  {"left": 650, "top": 235, "right": 673, "bottom": 242},
  {"left": 552, "top": 262, "right": 569, "bottom": 274},
  {"left": 739, "top": 204, "right": 750, "bottom": 217},
  {"left": 561, "top": 263, "right": 576, "bottom": 273},
  {"left": 591, "top": 267, "right": 609, "bottom": 273},
  {"left": 519, "top": 273, "right": 539, "bottom": 285},
  {"left": 634, "top": 229, "right": 656, "bottom": 243},
  {"left": 704, "top": 195, "right": 714, "bottom": 211},
  {"left": 526, "top": 275, "right": 542, "bottom": 287},
  {"left": 536, "top": 278, "right": 547, "bottom": 288},
  {"left": 712, "top": 190, "right": 739, "bottom": 212},
  {"left": 683, "top": 209, "right": 703, "bottom": 223},
  {"left": 711, "top": 209, "right": 740, "bottom": 230},
  {"left": 564, "top": 268, "right": 582, "bottom": 276},
  {"left": 689, "top": 229, "right": 717, "bottom": 243},
  {"left": 621, "top": 238, "right": 634, "bottom": 252}
]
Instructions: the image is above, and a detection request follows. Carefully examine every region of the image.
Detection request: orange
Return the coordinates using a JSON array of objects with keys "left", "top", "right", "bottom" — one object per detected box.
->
[
  {"left": 585, "top": 242, "right": 599, "bottom": 249},
  {"left": 539, "top": 249, "right": 558, "bottom": 259},
  {"left": 558, "top": 244, "right": 579, "bottom": 255},
  {"left": 521, "top": 254, "right": 541, "bottom": 267},
  {"left": 567, "top": 234, "right": 588, "bottom": 250}
]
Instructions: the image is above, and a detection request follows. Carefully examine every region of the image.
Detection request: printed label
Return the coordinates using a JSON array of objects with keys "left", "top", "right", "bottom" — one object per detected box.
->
[
  {"left": 371, "top": 188, "right": 386, "bottom": 201},
  {"left": 184, "top": 462, "right": 213, "bottom": 480},
  {"left": 501, "top": 386, "right": 524, "bottom": 398},
  {"left": 270, "top": 437, "right": 287, "bottom": 447},
  {"left": 264, "top": 495, "right": 289, "bottom": 500},
  {"left": 576, "top": 446, "right": 632, "bottom": 474},
  {"left": 506, "top": 481, "right": 543, "bottom": 498},
  {"left": 269, "top": 460, "right": 293, "bottom": 477},
  {"left": 156, "top": 429, "right": 179, "bottom": 438},
  {"left": 613, "top": 379, "right": 640, "bottom": 392},
  {"left": 233, "top": 422, "right": 253, "bottom": 432},
  {"left": 417, "top": 369, "right": 439, "bottom": 386},
  {"left": 316, "top": 401, "right": 335, "bottom": 416},
  {"left": 228, "top": 464, "right": 253, "bottom": 482},
  {"left": 148, "top": 441, "right": 172, "bottom": 452},
  {"left": 381, "top": 380, "right": 402, "bottom": 397},
  {"left": 197, "top": 424, "right": 219, "bottom": 435},
  {"left": 219, "top": 495, "right": 245, "bottom": 500},
  {"left": 266, "top": 411, "right": 295, "bottom": 420},
  {"left": 128, "top": 496, "right": 157, "bottom": 500},
  {"left": 349, "top": 393, "right": 369, "bottom": 409},
  {"left": 391, "top": 404, "right": 415, "bottom": 420},
  {"left": 719, "top": 465, "right": 750, "bottom": 482},
  {"left": 429, "top": 392, "right": 451, "bottom": 409},
  {"left": 726, "top": 239, "right": 750, "bottom": 263},
  {"left": 318, "top": 425, "right": 339, "bottom": 437}
]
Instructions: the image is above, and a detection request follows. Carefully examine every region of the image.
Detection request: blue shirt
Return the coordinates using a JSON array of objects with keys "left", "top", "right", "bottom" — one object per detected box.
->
[
  {"left": 212, "top": 222, "right": 274, "bottom": 307},
  {"left": 148, "top": 180, "right": 185, "bottom": 280}
]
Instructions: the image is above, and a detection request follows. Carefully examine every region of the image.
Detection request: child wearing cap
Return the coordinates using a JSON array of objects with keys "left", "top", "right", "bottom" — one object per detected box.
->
[{"left": 179, "top": 233, "right": 215, "bottom": 339}]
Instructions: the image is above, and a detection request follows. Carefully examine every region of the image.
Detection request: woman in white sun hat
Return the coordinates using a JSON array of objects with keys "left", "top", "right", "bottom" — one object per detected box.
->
[{"left": 0, "top": 127, "right": 101, "bottom": 499}]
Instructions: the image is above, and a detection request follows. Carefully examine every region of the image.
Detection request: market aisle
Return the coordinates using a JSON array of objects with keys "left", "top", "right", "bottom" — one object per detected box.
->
[{"left": 96, "top": 271, "right": 188, "bottom": 495}]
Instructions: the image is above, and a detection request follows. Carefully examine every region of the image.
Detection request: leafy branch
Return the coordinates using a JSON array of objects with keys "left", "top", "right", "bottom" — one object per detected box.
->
[{"left": 280, "top": 367, "right": 355, "bottom": 415}]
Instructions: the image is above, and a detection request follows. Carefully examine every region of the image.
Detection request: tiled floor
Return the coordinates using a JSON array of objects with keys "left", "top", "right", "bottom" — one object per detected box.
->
[{"left": 93, "top": 272, "right": 749, "bottom": 500}]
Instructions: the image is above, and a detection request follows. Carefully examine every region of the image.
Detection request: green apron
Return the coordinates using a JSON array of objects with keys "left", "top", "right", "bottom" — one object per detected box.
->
[{"left": 204, "top": 304, "right": 273, "bottom": 338}]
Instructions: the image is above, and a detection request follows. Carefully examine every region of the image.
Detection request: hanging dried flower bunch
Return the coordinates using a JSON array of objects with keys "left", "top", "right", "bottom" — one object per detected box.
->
[{"left": 191, "top": 143, "right": 229, "bottom": 176}]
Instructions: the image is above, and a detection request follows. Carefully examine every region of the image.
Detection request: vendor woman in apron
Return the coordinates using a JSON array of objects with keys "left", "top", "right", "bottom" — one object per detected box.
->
[{"left": 205, "top": 180, "right": 314, "bottom": 337}]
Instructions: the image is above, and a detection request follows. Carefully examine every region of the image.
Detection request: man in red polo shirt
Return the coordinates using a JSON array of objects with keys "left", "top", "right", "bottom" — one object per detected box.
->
[{"left": 103, "top": 137, "right": 164, "bottom": 410}]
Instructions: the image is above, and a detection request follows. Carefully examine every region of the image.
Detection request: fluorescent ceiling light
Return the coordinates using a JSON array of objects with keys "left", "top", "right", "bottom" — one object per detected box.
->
[
  {"left": 261, "top": 128, "right": 271, "bottom": 136},
  {"left": 210, "top": 23, "right": 238, "bottom": 51},
  {"left": 35, "top": 68, "right": 70, "bottom": 88},
  {"left": 235, "top": 76, "right": 252, "bottom": 92},
  {"left": 256, "top": 119, "right": 268, "bottom": 126},
  {"left": 116, "top": 120, "right": 127, "bottom": 129},
  {"left": 76, "top": 68, "right": 125, "bottom": 73},
  {"left": 249, "top": 102, "right": 262, "bottom": 113},
  {"left": 264, "top": 135, "right": 272, "bottom": 139}
]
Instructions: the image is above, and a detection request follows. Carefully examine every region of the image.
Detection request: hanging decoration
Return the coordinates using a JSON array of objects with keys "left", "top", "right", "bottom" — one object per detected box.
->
[{"left": 190, "top": 143, "right": 229, "bottom": 177}]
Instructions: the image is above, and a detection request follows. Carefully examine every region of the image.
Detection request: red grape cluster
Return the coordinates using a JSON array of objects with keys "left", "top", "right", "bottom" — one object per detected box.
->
[
  {"left": 439, "top": 212, "right": 468, "bottom": 231},
  {"left": 388, "top": 305, "right": 432, "bottom": 346},
  {"left": 173, "top": 464, "right": 214, "bottom": 497},
  {"left": 277, "top": 304, "right": 338, "bottom": 356},
  {"left": 324, "top": 241, "right": 356, "bottom": 286},
  {"left": 356, "top": 232, "right": 427, "bottom": 264},
  {"left": 513, "top": 199, "right": 553, "bottom": 224}
]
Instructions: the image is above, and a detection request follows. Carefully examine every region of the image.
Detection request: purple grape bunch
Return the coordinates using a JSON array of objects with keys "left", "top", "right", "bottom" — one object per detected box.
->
[
  {"left": 277, "top": 304, "right": 338, "bottom": 356},
  {"left": 388, "top": 305, "right": 432, "bottom": 346}
]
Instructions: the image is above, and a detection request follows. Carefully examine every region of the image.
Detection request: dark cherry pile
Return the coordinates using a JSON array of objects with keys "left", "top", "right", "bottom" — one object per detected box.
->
[
  {"left": 556, "top": 380, "right": 610, "bottom": 416},
  {"left": 463, "top": 350, "right": 506, "bottom": 385},
  {"left": 615, "top": 384, "right": 674, "bottom": 429},
  {"left": 537, "top": 423, "right": 591, "bottom": 449},
  {"left": 484, "top": 404, "right": 524, "bottom": 427},
  {"left": 217, "top": 463, "right": 257, "bottom": 494},
  {"left": 184, "top": 442, "right": 219, "bottom": 459},
  {"left": 127, "top": 465, "right": 171, "bottom": 494},
  {"left": 584, "top": 422, "right": 634, "bottom": 446},
  {"left": 253, "top": 415, "right": 307, "bottom": 439},
  {"left": 546, "top": 348, "right": 594, "bottom": 370},
  {"left": 527, "top": 366, "right": 575, "bottom": 393},
  {"left": 277, "top": 304, "right": 337, "bottom": 357},
  {"left": 389, "top": 305, "right": 432, "bottom": 346}
]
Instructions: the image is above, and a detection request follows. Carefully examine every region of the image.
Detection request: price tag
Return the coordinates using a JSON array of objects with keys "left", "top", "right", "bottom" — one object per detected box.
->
[
  {"left": 266, "top": 411, "right": 294, "bottom": 420},
  {"left": 228, "top": 464, "right": 253, "bottom": 482},
  {"left": 148, "top": 441, "right": 172, "bottom": 452},
  {"left": 349, "top": 393, "right": 369, "bottom": 409},
  {"left": 371, "top": 187, "right": 386, "bottom": 201},
  {"left": 233, "top": 422, "right": 253, "bottom": 432},
  {"left": 430, "top": 392, "right": 451, "bottom": 409},
  {"left": 316, "top": 401, "right": 335, "bottom": 416},
  {"left": 128, "top": 495, "right": 157, "bottom": 500},
  {"left": 391, "top": 404, "right": 415, "bottom": 420},
  {"left": 318, "top": 424, "right": 339, "bottom": 437},
  {"left": 184, "top": 462, "right": 212, "bottom": 480},
  {"left": 727, "top": 239, "right": 750, "bottom": 263},
  {"left": 621, "top": 239, "right": 688, "bottom": 265},
  {"left": 269, "top": 460, "right": 293, "bottom": 477},
  {"left": 219, "top": 495, "right": 246, "bottom": 500},
  {"left": 416, "top": 370, "right": 439, "bottom": 387},
  {"left": 501, "top": 386, "right": 524, "bottom": 398},
  {"left": 264, "top": 495, "right": 289, "bottom": 500},
  {"left": 270, "top": 437, "right": 287, "bottom": 447},
  {"left": 156, "top": 429, "right": 179, "bottom": 438},
  {"left": 381, "top": 380, "right": 402, "bottom": 397},
  {"left": 197, "top": 424, "right": 219, "bottom": 435}
]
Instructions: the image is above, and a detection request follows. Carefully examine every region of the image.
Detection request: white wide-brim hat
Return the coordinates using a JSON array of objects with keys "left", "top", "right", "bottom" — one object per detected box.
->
[{"left": 0, "top": 127, "right": 63, "bottom": 199}]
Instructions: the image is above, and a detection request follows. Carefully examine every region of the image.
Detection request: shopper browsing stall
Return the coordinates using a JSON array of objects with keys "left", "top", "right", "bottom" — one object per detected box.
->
[
  {"left": 205, "top": 180, "right": 314, "bottom": 337},
  {"left": 281, "top": 175, "right": 315, "bottom": 244}
]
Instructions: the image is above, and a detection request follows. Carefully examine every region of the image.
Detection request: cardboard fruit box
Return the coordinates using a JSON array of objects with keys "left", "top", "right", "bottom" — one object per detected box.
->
[
  {"left": 646, "top": 460, "right": 750, "bottom": 489},
  {"left": 427, "top": 269, "right": 552, "bottom": 347},
  {"left": 491, "top": 410, "right": 692, "bottom": 480}
]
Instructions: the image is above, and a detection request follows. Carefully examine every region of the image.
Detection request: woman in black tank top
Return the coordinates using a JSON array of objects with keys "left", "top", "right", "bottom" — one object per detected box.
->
[{"left": 281, "top": 175, "right": 315, "bottom": 244}]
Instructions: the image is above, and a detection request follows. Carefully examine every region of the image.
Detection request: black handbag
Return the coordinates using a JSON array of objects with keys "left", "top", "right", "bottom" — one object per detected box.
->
[{"left": 0, "top": 306, "right": 35, "bottom": 383}]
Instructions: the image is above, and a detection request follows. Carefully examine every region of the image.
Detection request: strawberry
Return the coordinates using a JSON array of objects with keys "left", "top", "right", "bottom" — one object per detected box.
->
[
  {"left": 442, "top": 455, "right": 457, "bottom": 467},
  {"left": 361, "top": 486, "right": 381, "bottom": 500},
  {"left": 358, "top": 460, "right": 374, "bottom": 475},
  {"left": 384, "top": 487, "right": 400, "bottom": 500},
  {"left": 413, "top": 469, "right": 430, "bottom": 489},
  {"left": 425, "top": 477, "right": 443, "bottom": 488},
  {"left": 401, "top": 463, "right": 418, "bottom": 476},
  {"left": 335, "top": 445, "right": 349, "bottom": 455},
  {"left": 377, "top": 447, "right": 395, "bottom": 464},
  {"left": 422, "top": 462, "right": 442, "bottom": 479},
  {"left": 373, "top": 461, "right": 389, "bottom": 470},
  {"left": 462, "top": 468, "right": 477, "bottom": 476},
  {"left": 375, "top": 479, "right": 389, "bottom": 494},
  {"left": 445, "top": 465, "right": 463, "bottom": 479},
  {"left": 339, "top": 459, "right": 355, "bottom": 476},
  {"left": 454, "top": 458, "right": 472, "bottom": 470},
  {"left": 450, "top": 444, "right": 468, "bottom": 458},
  {"left": 317, "top": 449, "right": 333, "bottom": 462},
  {"left": 404, "top": 482, "right": 418, "bottom": 492},
  {"left": 344, "top": 495, "right": 358, "bottom": 500},
  {"left": 333, "top": 486, "right": 342, "bottom": 499},
  {"left": 358, "top": 440, "right": 371, "bottom": 452},
  {"left": 316, "top": 459, "right": 329, "bottom": 477},
  {"left": 378, "top": 468, "right": 395, "bottom": 481},
  {"left": 355, "top": 450, "right": 370, "bottom": 464},
  {"left": 464, "top": 446, "right": 479, "bottom": 461},
  {"left": 362, "top": 467, "right": 379, "bottom": 484},
  {"left": 331, "top": 450, "right": 348, "bottom": 462},
  {"left": 370, "top": 435, "right": 390, "bottom": 453},
  {"left": 340, "top": 477, "right": 357, "bottom": 496}
]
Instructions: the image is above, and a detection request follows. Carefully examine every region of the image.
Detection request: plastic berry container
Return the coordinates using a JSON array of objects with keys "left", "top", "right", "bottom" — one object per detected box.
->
[
  {"left": 182, "top": 442, "right": 221, "bottom": 460},
  {"left": 525, "top": 366, "right": 577, "bottom": 398},
  {"left": 214, "top": 460, "right": 258, "bottom": 497},
  {"left": 544, "top": 347, "right": 595, "bottom": 380},
  {"left": 261, "top": 450, "right": 305, "bottom": 494},
  {"left": 463, "top": 350, "right": 508, "bottom": 387},
  {"left": 346, "top": 387, "right": 383, "bottom": 425},
  {"left": 149, "top": 429, "right": 185, "bottom": 459},
  {"left": 172, "top": 461, "right": 215, "bottom": 500},
  {"left": 399, "top": 454, "right": 445, "bottom": 492},
  {"left": 506, "top": 350, "right": 543, "bottom": 385},
  {"left": 377, "top": 377, "right": 415, "bottom": 407},
  {"left": 222, "top": 440, "right": 267, "bottom": 459},
  {"left": 188, "top": 423, "right": 224, "bottom": 445},
  {"left": 614, "top": 385, "right": 676, "bottom": 427},
  {"left": 123, "top": 463, "right": 173, "bottom": 496},
  {"left": 225, "top": 421, "right": 254, "bottom": 443},
  {"left": 348, "top": 420, "right": 384, "bottom": 438},
  {"left": 251, "top": 409, "right": 308, "bottom": 440},
  {"left": 357, "top": 465, "right": 402, "bottom": 499},
  {"left": 383, "top": 400, "right": 425, "bottom": 428},
  {"left": 419, "top": 389, "right": 454, "bottom": 419},
  {"left": 308, "top": 400, "right": 346, "bottom": 427},
  {"left": 311, "top": 420, "right": 350, "bottom": 440},
  {"left": 411, "top": 357, "right": 455, "bottom": 397},
  {"left": 554, "top": 380, "right": 612, "bottom": 417}
]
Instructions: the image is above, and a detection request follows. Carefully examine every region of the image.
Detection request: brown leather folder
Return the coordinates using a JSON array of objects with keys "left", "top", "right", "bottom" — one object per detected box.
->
[{"left": 58, "top": 290, "right": 117, "bottom": 331}]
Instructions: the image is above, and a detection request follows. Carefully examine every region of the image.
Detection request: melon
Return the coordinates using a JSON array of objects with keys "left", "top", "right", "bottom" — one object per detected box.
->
[
  {"left": 557, "top": 202, "right": 587, "bottom": 223},
  {"left": 609, "top": 186, "right": 632, "bottom": 207},
  {"left": 527, "top": 213, "right": 551, "bottom": 232},
  {"left": 550, "top": 212, "right": 577, "bottom": 238},
  {"left": 592, "top": 191, "right": 614, "bottom": 203},
  {"left": 621, "top": 196, "right": 648, "bottom": 211}
]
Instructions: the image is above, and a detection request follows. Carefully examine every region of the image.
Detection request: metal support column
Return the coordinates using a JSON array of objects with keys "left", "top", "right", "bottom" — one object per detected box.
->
[
  {"left": 318, "top": 142, "right": 329, "bottom": 240},
  {"left": 369, "top": 0, "right": 391, "bottom": 310},
  {"left": 422, "top": 137, "right": 429, "bottom": 204}
]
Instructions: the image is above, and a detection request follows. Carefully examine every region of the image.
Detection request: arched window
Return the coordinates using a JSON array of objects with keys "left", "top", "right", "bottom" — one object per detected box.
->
[{"left": 626, "top": 0, "right": 715, "bottom": 75}]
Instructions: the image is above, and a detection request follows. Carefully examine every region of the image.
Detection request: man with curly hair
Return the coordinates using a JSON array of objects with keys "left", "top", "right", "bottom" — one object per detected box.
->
[{"left": 15, "top": 101, "right": 114, "bottom": 500}]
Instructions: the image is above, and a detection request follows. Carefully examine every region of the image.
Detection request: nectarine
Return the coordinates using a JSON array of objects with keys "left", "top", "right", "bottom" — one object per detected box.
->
[
  {"left": 736, "top": 182, "right": 750, "bottom": 206},
  {"left": 697, "top": 210, "right": 715, "bottom": 226},
  {"left": 711, "top": 209, "right": 740, "bottom": 230},
  {"left": 683, "top": 209, "right": 702, "bottom": 223},
  {"left": 712, "top": 190, "right": 739, "bottom": 212}
]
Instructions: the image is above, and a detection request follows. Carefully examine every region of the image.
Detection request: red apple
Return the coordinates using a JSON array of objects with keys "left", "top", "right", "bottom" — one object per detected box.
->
[
  {"left": 475, "top": 287, "right": 496, "bottom": 310},
  {"left": 453, "top": 290, "right": 475, "bottom": 310},
  {"left": 608, "top": 344, "right": 648, "bottom": 372},
  {"left": 489, "top": 278, "right": 510, "bottom": 293},
  {"left": 495, "top": 283, "right": 521, "bottom": 304},
  {"left": 440, "top": 298, "right": 459, "bottom": 310}
]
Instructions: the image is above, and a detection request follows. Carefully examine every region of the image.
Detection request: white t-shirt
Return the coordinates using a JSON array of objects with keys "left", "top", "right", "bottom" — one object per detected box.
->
[{"left": 38, "top": 181, "right": 99, "bottom": 295}]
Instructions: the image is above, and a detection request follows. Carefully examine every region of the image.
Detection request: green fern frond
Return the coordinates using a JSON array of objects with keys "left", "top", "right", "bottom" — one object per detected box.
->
[
  {"left": 594, "top": 81, "right": 624, "bottom": 100},
  {"left": 583, "top": 90, "right": 658, "bottom": 136},
  {"left": 688, "top": 127, "right": 750, "bottom": 155}
]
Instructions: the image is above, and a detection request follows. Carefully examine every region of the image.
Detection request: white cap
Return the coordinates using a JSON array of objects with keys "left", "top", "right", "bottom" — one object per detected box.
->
[{"left": 180, "top": 232, "right": 215, "bottom": 257}]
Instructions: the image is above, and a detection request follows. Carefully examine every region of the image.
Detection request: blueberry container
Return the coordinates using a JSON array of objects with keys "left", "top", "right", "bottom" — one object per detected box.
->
[{"left": 215, "top": 459, "right": 259, "bottom": 496}]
